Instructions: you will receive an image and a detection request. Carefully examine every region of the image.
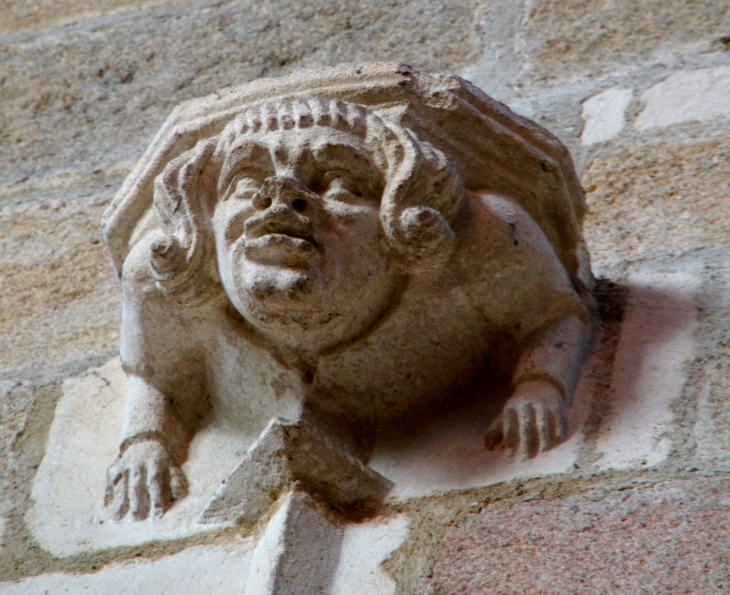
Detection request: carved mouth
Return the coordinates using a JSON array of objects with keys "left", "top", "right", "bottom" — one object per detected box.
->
[
  {"left": 246, "top": 233, "right": 315, "bottom": 251},
  {"left": 243, "top": 218, "right": 318, "bottom": 264}
]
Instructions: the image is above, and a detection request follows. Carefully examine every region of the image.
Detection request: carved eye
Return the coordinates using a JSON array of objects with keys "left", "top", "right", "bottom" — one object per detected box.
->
[
  {"left": 230, "top": 176, "right": 261, "bottom": 200},
  {"left": 321, "top": 171, "right": 365, "bottom": 202}
]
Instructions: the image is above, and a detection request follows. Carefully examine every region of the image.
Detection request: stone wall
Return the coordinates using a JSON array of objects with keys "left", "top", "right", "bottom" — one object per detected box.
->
[{"left": 1, "top": 0, "right": 730, "bottom": 592}]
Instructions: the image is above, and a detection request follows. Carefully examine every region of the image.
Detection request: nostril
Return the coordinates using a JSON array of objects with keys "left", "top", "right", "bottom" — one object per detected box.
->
[
  {"left": 291, "top": 198, "right": 307, "bottom": 213},
  {"left": 259, "top": 196, "right": 272, "bottom": 210}
]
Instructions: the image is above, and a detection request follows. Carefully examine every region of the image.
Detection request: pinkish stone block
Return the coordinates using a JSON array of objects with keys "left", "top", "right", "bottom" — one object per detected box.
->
[{"left": 432, "top": 482, "right": 730, "bottom": 594}]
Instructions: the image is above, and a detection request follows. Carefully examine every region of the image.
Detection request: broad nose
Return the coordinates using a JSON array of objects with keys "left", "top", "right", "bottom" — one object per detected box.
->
[{"left": 252, "top": 176, "right": 310, "bottom": 214}]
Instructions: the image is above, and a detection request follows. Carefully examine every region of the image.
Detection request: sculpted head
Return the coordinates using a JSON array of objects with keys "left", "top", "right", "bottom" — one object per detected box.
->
[{"left": 148, "top": 96, "right": 465, "bottom": 351}]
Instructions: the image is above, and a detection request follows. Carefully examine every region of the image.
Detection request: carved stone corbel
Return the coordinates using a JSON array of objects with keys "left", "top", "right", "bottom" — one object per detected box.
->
[{"left": 101, "top": 62, "right": 593, "bottom": 592}]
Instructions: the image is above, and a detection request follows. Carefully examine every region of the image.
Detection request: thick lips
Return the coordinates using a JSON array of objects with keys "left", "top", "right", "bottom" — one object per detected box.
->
[{"left": 243, "top": 213, "right": 318, "bottom": 265}]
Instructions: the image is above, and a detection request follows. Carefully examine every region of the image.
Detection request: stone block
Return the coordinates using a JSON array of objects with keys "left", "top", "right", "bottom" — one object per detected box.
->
[
  {"left": 595, "top": 262, "right": 701, "bottom": 470},
  {"left": 243, "top": 491, "right": 342, "bottom": 595},
  {"left": 432, "top": 481, "right": 730, "bottom": 594},
  {"left": 0, "top": 381, "right": 34, "bottom": 508},
  {"left": 582, "top": 137, "right": 730, "bottom": 273},
  {"left": 580, "top": 87, "right": 633, "bottom": 145},
  {"left": 202, "top": 420, "right": 392, "bottom": 526},
  {"left": 0, "top": 517, "right": 6, "bottom": 555},
  {"left": 0, "top": 540, "right": 254, "bottom": 594},
  {"left": 635, "top": 66, "right": 730, "bottom": 131},
  {"left": 0, "top": 187, "right": 121, "bottom": 376},
  {"left": 693, "top": 248, "right": 730, "bottom": 468},
  {"left": 0, "top": 0, "right": 172, "bottom": 37},
  {"left": 0, "top": 0, "right": 484, "bottom": 187},
  {"left": 5, "top": 506, "right": 408, "bottom": 593},
  {"left": 524, "top": 0, "right": 730, "bottom": 84}
]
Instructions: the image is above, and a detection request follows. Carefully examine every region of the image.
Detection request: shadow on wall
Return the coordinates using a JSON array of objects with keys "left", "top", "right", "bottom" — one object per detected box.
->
[
  {"left": 591, "top": 267, "right": 701, "bottom": 470},
  {"left": 369, "top": 270, "right": 701, "bottom": 495}
]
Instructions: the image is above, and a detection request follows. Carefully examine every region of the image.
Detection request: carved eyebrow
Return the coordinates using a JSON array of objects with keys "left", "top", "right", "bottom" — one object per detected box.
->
[
  {"left": 219, "top": 141, "right": 274, "bottom": 197},
  {"left": 310, "top": 142, "right": 384, "bottom": 192}
]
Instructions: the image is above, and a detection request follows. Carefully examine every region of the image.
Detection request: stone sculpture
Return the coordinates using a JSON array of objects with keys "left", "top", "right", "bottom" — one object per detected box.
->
[{"left": 102, "top": 63, "right": 593, "bottom": 522}]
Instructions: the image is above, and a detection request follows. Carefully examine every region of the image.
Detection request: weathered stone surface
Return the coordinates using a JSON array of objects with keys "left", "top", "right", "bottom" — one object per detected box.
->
[
  {"left": 0, "top": 0, "right": 173, "bottom": 36},
  {"left": 432, "top": 481, "right": 730, "bottom": 594},
  {"left": 0, "top": 382, "right": 34, "bottom": 512},
  {"left": 5, "top": 508, "right": 408, "bottom": 594},
  {"left": 0, "top": 540, "right": 254, "bottom": 594},
  {"left": 0, "top": 185, "right": 121, "bottom": 376},
  {"left": 583, "top": 137, "right": 730, "bottom": 273},
  {"left": 525, "top": 0, "right": 730, "bottom": 84},
  {"left": 0, "top": 517, "right": 6, "bottom": 555},
  {"left": 580, "top": 87, "right": 633, "bottom": 145},
  {"left": 635, "top": 66, "right": 730, "bottom": 131},
  {"left": 202, "top": 420, "right": 392, "bottom": 526},
  {"left": 369, "top": 356, "right": 594, "bottom": 498},
  {"left": 4, "top": 0, "right": 730, "bottom": 589},
  {"left": 0, "top": 0, "right": 486, "bottom": 187}
]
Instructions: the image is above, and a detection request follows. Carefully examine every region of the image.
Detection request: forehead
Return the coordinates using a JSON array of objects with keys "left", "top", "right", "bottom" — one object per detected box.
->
[
  {"left": 218, "top": 126, "right": 386, "bottom": 196},
  {"left": 227, "top": 127, "right": 371, "bottom": 167}
]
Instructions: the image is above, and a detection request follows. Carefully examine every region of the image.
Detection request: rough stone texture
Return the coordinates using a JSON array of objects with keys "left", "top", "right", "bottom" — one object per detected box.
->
[
  {"left": 524, "top": 0, "right": 730, "bottom": 84},
  {"left": 27, "top": 358, "right": 245, "bottom": 556},
  {"left": 583, "top": 137, "right": 730, "bottom": 273},
  {"left": 331, "top": 515, "right": 409, "bottom": 595},
  {"left": 242, "top": 491, "right": 343, "bottom": 595},
  {"left": 0, "top": 184, "right": 121, "bottom": 376},
  {"left": 0, "top": 518, "right": 7, "bottom": 555},
  {"left": 692, "top": 248, "right": 730, "bottom": 469},
  {"left": 0, "top": 0, "right": 486, "bottom": 187},
  {"left": 369, "top": 355, "right": 593, "bottom": 498},
  {"left": 0, "top": 0, "right": 174, "bottom": 36},
  {"left": 432, "top": 480, "right": 730, "bottom": 594},
  {"left": 100, "top": 63, "right": 591, "bottom": 535}
]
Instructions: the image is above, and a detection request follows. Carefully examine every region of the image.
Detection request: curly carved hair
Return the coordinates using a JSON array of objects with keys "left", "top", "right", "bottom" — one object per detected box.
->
[{"left": 149, "top": 96, "right": 466, "bottom": 306}]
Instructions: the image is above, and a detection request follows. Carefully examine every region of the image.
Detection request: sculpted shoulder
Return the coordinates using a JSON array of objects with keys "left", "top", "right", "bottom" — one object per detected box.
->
[{"left": 451, "top": 192, "right": 585, "bottom": 340}]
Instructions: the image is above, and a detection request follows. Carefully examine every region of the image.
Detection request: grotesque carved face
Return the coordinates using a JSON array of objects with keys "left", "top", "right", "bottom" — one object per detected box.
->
[{"left": 212, "top": 125, "right": 399, "bottom": 352}]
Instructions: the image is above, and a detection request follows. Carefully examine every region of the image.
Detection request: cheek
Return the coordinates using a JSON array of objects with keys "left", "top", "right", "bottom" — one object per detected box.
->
[
  {"left": 320, "top": 202, "right": 382, "bottom": 238},
  {"left": 214, "top": 202, "right": 254, "bottom": 246},
  {"left": 324, "top": 213, "right": 391, "bottom": 273}
]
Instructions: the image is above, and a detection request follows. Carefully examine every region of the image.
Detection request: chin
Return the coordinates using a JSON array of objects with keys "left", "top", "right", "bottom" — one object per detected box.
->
[
  {"left": 243, "top": 265, "right": 313, "bottom": 300},
  {"left": 229, "top": 263, "right": 323, "bottom": 330}
]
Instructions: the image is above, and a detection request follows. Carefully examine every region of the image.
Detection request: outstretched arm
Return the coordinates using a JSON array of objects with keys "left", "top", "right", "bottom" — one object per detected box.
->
[
  {"left": 485, "top": 315, "right": 590, "bottom": 458},
  {"left": 106, "top": 376, "right": 190, "bottom": 520},
  {"left": 105, "top": 235, "right": 206, "bottom": 520}
]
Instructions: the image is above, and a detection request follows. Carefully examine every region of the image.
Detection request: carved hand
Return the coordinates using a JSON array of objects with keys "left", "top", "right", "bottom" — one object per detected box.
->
[
  {"left": 484, "top": 379, "right": 567, "bottom": 458},
  {"left": 105, "top": 440, "right": 188, "bottom": 521}
]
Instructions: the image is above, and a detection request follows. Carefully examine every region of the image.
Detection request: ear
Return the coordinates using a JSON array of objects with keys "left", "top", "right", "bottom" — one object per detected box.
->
[{"left": 397, "top": 206, "right": 456, "bottom": 273}]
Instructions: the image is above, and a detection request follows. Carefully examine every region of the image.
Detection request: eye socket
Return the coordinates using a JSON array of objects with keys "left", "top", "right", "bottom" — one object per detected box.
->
[
  {"left": 229, "top": 176, "right": 261, "bottom": 200},
  {"left": 320, "top": 171, "right": 365, "bottom": 201}
]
